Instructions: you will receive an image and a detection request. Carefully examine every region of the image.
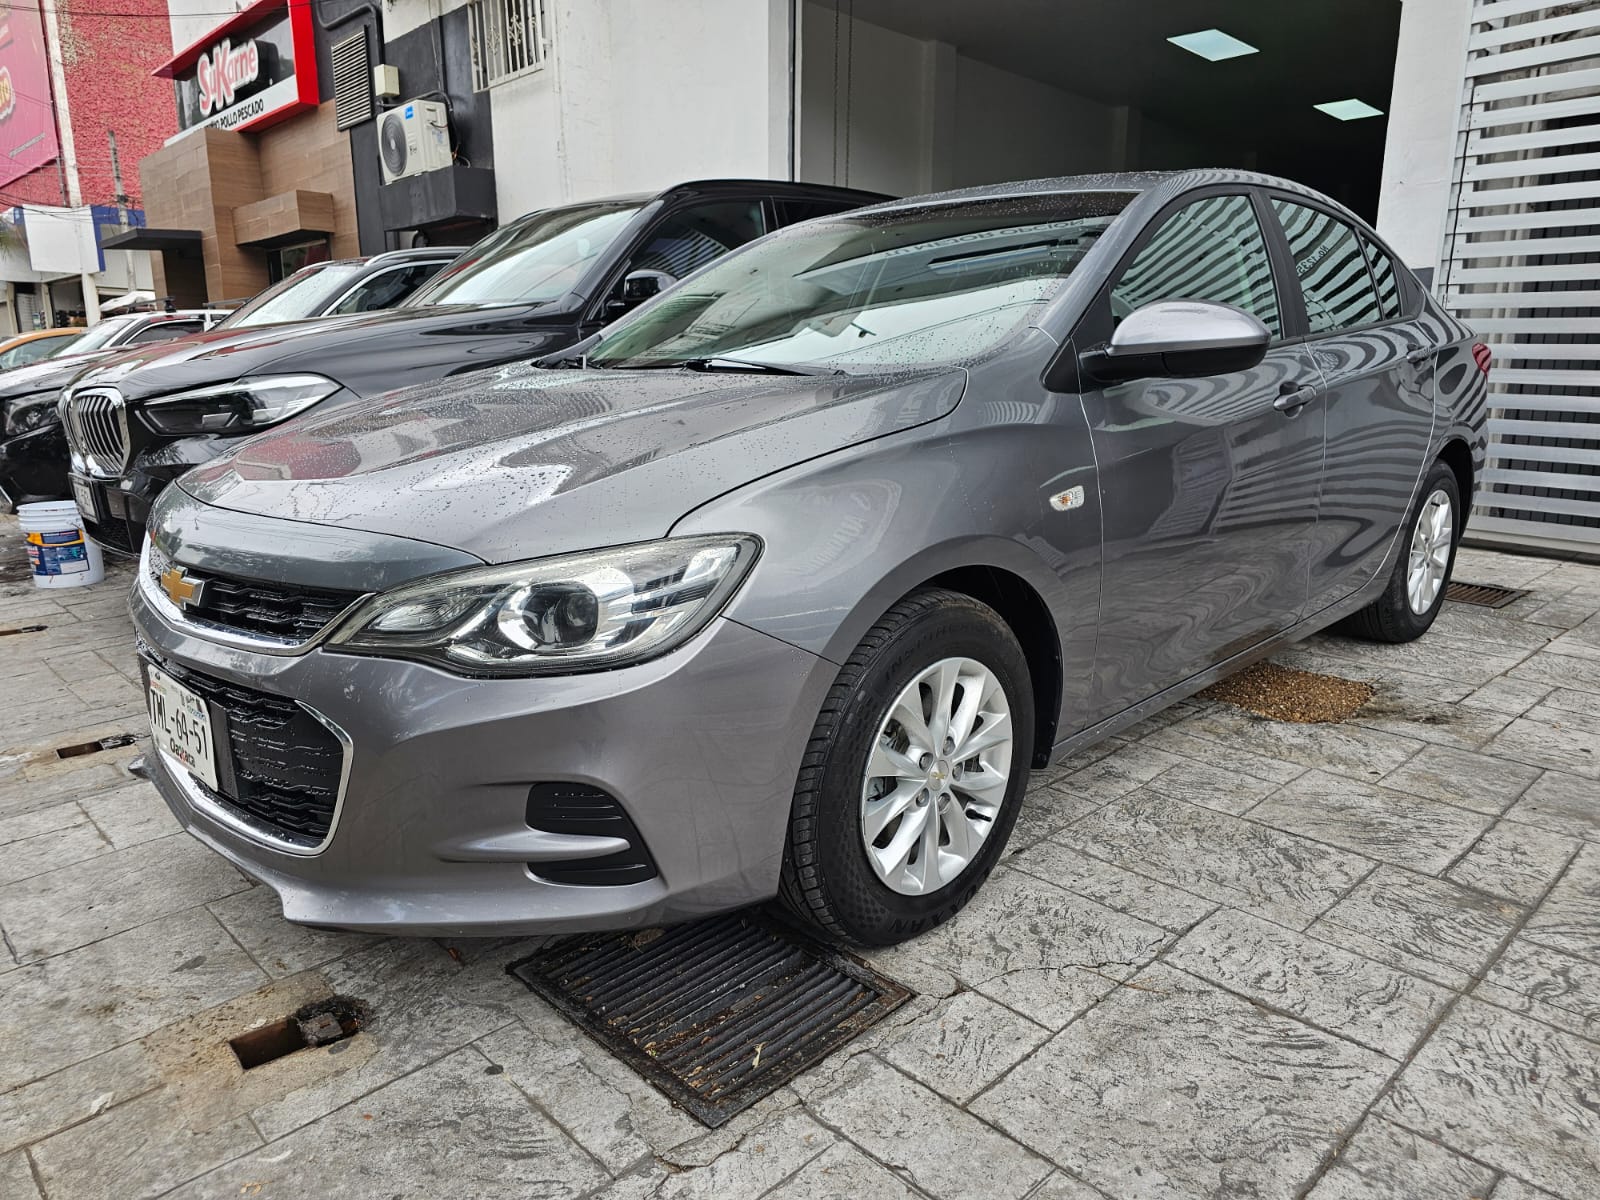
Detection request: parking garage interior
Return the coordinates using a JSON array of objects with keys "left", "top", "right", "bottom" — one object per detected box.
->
[{"left": 797, "top": 0, "right": 1402, "bottom": 220}]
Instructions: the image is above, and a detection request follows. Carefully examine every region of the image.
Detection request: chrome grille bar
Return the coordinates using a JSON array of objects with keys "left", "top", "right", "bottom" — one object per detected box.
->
[{"left": 63, "top": 388, "right": 130, "bottom": 478}]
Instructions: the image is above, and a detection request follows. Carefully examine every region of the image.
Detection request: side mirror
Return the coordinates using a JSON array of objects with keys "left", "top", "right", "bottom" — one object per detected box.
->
[
  {"left": 605, "top": 269, "right": 675, "bottom": 317},
  {"left": 1081, "top": 300, "right": 1270, "bottom": 385}
]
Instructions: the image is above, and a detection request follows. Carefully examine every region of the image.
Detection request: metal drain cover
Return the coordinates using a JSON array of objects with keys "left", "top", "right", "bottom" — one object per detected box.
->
[
  {"left": 507, "top": 912, "right": 911, "bottom": 1126},
  {"left": 1446, "top": 581, "right": 1529, "bottom": 608}
]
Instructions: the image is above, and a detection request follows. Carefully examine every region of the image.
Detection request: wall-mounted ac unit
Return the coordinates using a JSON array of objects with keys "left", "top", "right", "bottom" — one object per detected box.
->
[{"left": 378, "top": 100, "right": 451, "bottom": 184}]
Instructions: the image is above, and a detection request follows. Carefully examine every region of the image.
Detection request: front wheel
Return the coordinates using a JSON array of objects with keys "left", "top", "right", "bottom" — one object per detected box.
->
[
  {"left": 778, "top": 588, "right": 1034, "bottom": 946},
  {"left": 1337, "top": 458, "right": 1461, "bottom": 643}
]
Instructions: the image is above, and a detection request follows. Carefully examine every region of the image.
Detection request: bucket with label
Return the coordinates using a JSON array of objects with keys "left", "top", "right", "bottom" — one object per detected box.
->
[{"left": 18, "top": 500, "right": 104, "bottom": 589}]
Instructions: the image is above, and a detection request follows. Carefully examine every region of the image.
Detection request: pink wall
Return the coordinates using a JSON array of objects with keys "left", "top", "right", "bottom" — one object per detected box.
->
[{"left": 0, "top": 0, "right": 178, "bottom": 210}]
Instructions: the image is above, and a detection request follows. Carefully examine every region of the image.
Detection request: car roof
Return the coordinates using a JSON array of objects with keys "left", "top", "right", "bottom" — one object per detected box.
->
[
  {"left": 503, "top": 179, "right": 894, "bottom": 222},
  {"left": 366, "top": 246, "right": 461, "bottom": 264},
  {"left": 855, "top": 168, "right": 1331, "bottom": 216}
]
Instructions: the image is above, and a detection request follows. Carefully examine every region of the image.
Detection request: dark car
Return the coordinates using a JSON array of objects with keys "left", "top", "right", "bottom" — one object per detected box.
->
[
  {"left": 1, "top": 250, "right": 454, "bottom": 508},
  {"left": 63, "top": 179, "right": 884, "bottom": 553},
  {"left": 132, "top": 171, "right": 1486, "bottom": 943},
  {"left": 0, "top": 310, "right": 228, "bottom": 506}
]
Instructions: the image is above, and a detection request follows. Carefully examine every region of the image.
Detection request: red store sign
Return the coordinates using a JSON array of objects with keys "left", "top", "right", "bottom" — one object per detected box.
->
[{"left": 157, "top": 0, "right": 318, "bottom": 134}]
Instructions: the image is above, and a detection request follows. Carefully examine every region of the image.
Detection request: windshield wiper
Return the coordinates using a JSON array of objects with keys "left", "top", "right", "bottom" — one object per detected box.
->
[{"left": 638, "top": 356, "right": 842, "bottom": 377}]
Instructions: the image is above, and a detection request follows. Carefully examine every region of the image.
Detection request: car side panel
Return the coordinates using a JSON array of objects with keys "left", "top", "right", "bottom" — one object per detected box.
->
[
  {"left": 1303, "top": 323, "right": 1435, "bottom": 611},
  {"left": 672, "top": 334, "right": 1103, "bottom": 743}
]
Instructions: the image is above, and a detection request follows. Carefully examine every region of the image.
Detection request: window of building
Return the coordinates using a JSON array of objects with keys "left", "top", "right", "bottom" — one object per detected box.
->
[
  {"left": 1111, "top": 194, "right": 1281, "bottom": 336},
  {"left": 1271, "top": 199, "right": 1382, "bottom": 334},
  {"left": 468, "top": 0, "right": 551, "bottom": 90},
  {"left": 267, "top": 240, "right": 333, "bottom": 285}
]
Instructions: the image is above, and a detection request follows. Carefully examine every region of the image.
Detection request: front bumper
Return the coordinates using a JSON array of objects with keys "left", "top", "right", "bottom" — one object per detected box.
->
[
  {"left": 73, "top": 435, "right": 235, "bottom": 555},
  {"left": 0, "top": 423, "right": 70, "bottom": 504},
  {"left": 131, "top": 583, "right": 834, "bottom": 936}
]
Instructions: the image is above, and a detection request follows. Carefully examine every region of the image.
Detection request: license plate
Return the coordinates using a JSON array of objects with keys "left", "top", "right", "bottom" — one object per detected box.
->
[
  {"left": 147, "top": 665, "right": 220, "bottom": 792},
  {"left": 71, "top": 479, "right": 96, "bottom": 521}
]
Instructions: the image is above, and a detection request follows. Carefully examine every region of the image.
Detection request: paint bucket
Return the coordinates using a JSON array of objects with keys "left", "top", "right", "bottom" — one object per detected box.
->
[{"left": 18, "top": 500, "right": 104, "bottom": 589}]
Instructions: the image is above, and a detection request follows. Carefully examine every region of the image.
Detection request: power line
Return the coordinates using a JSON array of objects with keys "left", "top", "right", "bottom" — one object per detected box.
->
[{"left": 0, "top": 0, "right": 316, "bottom": 18}]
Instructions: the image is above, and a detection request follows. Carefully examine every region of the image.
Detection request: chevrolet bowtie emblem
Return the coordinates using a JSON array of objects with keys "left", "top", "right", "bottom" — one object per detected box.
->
[{"left": 159, "top": 567, "right": 206, "bottom": 609}]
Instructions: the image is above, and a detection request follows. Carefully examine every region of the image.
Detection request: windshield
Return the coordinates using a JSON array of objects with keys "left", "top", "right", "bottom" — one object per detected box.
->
[
  {"left": 71, "top": 316, "right": 142, "bottom": 352},
  {"left": 404, "top": 202, "right": 643, "bottom": 308},
  {"left": 218, "top": 262, "right": 371, "bottom": 329},
  {"left": 587, "top": 194, "right": 1134, "bottom": 373}
]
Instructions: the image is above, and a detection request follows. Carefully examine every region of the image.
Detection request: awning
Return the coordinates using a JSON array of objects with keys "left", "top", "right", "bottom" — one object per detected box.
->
[{"left": 100, "top": 228, "right": 204, "bottom": 254}]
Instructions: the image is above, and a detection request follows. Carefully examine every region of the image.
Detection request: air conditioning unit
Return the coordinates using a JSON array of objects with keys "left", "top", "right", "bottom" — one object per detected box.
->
[{"left": 378, "top": 100, "right": 451, "bottom": 184}]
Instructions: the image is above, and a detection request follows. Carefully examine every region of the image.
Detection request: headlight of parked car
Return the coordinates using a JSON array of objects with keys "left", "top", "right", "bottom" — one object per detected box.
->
[
  {"left": 4, "top": 391, "right": 62, "bottom": 437},
  {"left": 327, "top": 536, "right": 761, "bottom": 675},
  {"left": 141, "top": 374, "right": 341, "bottom": 434}
]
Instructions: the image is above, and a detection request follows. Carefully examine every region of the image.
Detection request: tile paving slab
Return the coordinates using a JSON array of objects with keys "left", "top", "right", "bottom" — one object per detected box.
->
[
  {"left": 971, "top": 963, "right": 1394, "bottom": 1200},
  {"left": 0, "top": 531, "right": 1597, "bottom": 1198},
  {"left": 1385, "top": 997, "right": 1600, "bottom": 1198}
]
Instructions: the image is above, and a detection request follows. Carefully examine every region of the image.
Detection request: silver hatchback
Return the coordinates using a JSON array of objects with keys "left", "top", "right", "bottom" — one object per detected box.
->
[{"left": 133, "top": 170, "right": 1488, "bottom": 945}]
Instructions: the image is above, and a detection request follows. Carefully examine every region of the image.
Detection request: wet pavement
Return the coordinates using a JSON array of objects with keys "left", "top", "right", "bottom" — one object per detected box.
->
[{"left": 1, "top": 521, "right": 1597, "bottom": 1199}]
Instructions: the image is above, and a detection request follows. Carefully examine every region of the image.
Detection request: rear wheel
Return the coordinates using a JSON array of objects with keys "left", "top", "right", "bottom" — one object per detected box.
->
[
  {"left": 1338, "top": 459, "right": 1461, "bottom": 643},
  {"left": 778, "top": 589, "right": 1034, "bottom": 946}
]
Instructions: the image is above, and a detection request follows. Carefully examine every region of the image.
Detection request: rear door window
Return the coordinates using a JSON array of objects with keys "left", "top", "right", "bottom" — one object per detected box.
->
[
  {"left": 1271, "top": 199, "right": 1383, "bottom": 334},
  {"left": 774, "top": 198, "right": 863, "bottom": 228},
  {"left": 125, "top": 320, "right": 204, "bottom": 344},
  {"left": 1359, "top": 233, "right": 1405, "bottom": 320},
  {"left": 327, "top": 261, "right": 449, "bottom": 315},
  {"left": 1111, "top": 193, "right": 1281, "bottom": 336},
  {"left": 627, "top": 201, "right": 768, "bottom": 286}
]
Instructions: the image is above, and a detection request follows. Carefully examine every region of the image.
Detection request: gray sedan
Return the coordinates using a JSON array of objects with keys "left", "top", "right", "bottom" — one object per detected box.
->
[{"left": 132, "top": 170, "right": 1488, "bottom": 946}]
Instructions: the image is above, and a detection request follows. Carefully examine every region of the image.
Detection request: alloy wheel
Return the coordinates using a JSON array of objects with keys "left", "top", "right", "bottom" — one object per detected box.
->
[
  {"left": 859, "top": 656, "right": 1013, "bottom": 895},
  {"left": 1406, "top": 488, "right": 1454, "bottom": 614}
]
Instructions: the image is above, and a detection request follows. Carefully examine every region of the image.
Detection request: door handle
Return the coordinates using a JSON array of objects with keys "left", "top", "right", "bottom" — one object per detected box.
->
[
  {"left": 1274, "top": 383, "right": 1316, "bottom": 413},
  {"left": 1405, "top": 347, "right": 1431, "bottom": 366}
]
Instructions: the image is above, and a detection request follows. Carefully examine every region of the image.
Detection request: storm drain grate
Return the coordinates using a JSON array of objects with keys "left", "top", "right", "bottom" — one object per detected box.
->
[
  {"left": 507, "top": 912, "right": 912, "bottom": 1126},
  {"left": 1446, "top": 581, "right": 1529, "bottom": 609}
]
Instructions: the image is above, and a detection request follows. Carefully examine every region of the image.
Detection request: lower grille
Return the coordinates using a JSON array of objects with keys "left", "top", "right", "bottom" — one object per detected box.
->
[
  {"left": 84, "top": 510, "right": 139, "bottom": 555},
  {"left": 147, "top": 652, "right": 344, "bottom": 848},
  {"left": 526, "top": 783, "right": 657, "bottom": 885}
]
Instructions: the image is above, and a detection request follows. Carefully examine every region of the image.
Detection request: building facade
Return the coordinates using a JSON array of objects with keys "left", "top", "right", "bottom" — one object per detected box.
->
[{"left": 0, "top": 0, "right": 175, "bottom": 333}]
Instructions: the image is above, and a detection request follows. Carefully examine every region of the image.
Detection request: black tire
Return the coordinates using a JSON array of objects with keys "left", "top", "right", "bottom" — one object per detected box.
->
[
  {"left": 777, "top": 588, "right": 1034, "bottom": 946},
  {"left": 1337, "top": 458, "right": 1462, "bottom": 643}
]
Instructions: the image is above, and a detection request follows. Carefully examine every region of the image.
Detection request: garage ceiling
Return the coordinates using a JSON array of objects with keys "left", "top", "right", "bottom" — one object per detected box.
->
[{"left": 844, "top": 0, "right": 1402, "bottom": 212}]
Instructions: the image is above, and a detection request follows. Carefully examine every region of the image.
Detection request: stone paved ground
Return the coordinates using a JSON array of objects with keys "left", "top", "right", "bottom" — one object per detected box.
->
[{"left": 1, "top": 526, "right": 1598, "bottom": 1200}]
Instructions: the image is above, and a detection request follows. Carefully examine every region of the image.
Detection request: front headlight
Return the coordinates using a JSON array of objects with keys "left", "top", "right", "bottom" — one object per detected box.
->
[
  {"left": 141, "top": 374, "right": 340, "bottom": 435},
  {"left": 3, "top": 391, "right": 61, "bottom": 437},
  {"left": 326, "top": 535, "right": 761, "bottom": 676}
]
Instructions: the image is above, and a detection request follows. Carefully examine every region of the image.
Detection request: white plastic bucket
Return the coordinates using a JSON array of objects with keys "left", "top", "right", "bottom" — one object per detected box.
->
[{"left": 18, "top": 500, "right": 104, "bottom": 589}]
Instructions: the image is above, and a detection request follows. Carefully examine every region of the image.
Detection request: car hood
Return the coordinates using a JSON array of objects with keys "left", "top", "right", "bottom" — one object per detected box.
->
[
  {"left": 70, "top": 304, "right": 546, "bottom": 401},
  {"left": 0, "top": 348, "right": 118, "bottom": 401},
  {"left": 178, "top": 361, "right": 966, "bottom": 565}
]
